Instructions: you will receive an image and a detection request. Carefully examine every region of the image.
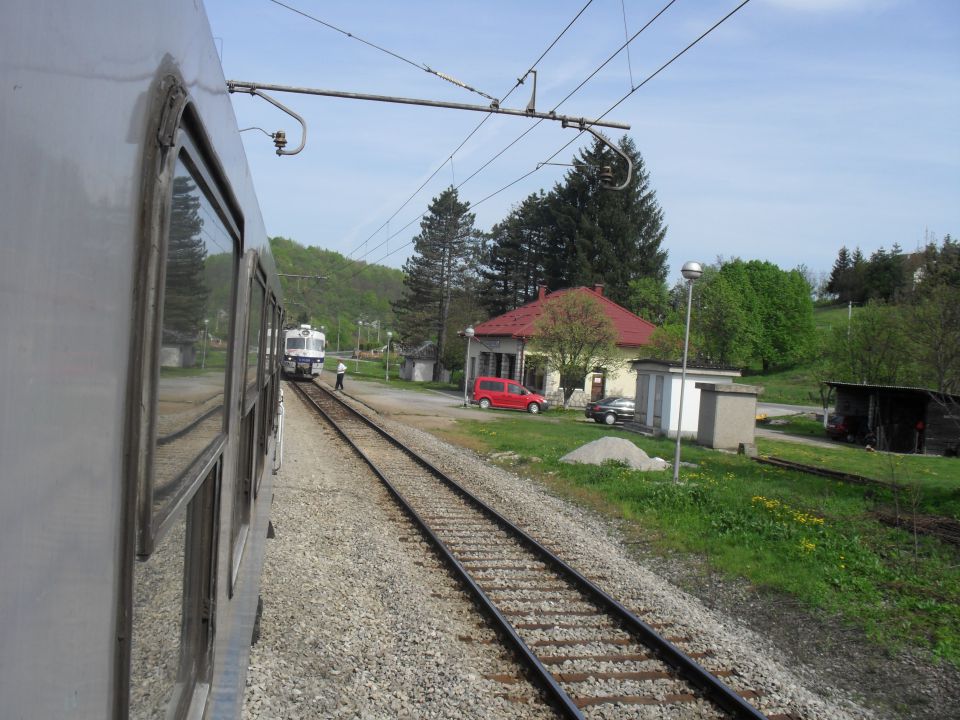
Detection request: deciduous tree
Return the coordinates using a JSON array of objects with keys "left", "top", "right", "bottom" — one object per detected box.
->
[{"left": 528, "top": 292, "right": 619, "bottom": 407}]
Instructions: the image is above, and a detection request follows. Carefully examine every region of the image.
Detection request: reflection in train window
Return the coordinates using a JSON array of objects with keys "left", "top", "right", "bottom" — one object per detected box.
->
[
  {"left": 129, "top": 501, "right": 184, "bottom": 718},
  {"left": 246, "top": 277, "right": 264, "bottom": 389},
  {"left": 130, "top": 467, "right": 217, "bottom": 719},
  {"left": 152, "top": 155, "right": 236, "bottom": 517}
]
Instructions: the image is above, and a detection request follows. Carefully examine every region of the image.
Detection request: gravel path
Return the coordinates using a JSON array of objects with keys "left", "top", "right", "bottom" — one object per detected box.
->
[{"left": 244, "top": 384, "right": 958, "bottom": 718}]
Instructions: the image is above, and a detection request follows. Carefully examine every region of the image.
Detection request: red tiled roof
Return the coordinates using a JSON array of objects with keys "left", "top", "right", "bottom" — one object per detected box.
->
[{"left": 472, "top": 286, "right": 657, "bottom": 348}]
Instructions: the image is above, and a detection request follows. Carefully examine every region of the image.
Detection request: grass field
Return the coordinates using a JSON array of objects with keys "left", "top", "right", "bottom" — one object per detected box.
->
[
  {"left": 740, "top": 304, "right": 854, "bottom": 405},
  {"left": 436, "top": 411, "right": 960, "bottom": 667}
]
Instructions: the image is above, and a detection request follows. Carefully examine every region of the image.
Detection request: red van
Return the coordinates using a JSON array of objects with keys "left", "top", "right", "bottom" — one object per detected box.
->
[{"left": 471, "top": 376, "right": 549, "bottom": 414}]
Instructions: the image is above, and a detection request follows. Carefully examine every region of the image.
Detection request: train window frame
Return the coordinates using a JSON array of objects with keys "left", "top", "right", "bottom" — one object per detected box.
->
[
  {"left": 146, "top": 136, "right": 240, "bottom": 556},
  {"left": 128, "top": 92, "right": 243, "bottom": 560},
  {"left": 243, "top": 266, "right": 267, "bottom": 412},
  {"left": 122, "top": 73, "right": 241, "bottom": 720},
  {"left": 128, "top": 461, "right": 220, "bottom": 720}
]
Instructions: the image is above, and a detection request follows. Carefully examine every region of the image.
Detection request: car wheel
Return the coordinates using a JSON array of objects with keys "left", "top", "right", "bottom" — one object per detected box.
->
[
  {"left": 527, "top": 402, "right": 540, "bottom": 414},
  {"left": 603, "top": 413, "right": 616, "bottom": 425},
  {"left": 479, "top": 398, "right": 491, "bottom": 409}
]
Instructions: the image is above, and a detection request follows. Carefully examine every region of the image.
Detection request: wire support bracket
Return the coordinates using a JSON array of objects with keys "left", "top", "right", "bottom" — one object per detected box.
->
[
  {"left": 226, "top": 80, "right": 630, "bottom": 158},
  {"left": 561, "top": 118, "right": 633, "bottom": 191}
]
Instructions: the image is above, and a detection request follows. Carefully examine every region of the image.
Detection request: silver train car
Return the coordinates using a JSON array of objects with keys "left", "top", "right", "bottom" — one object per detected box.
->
[
  {"left": 281, "top": 324, "right": 326, "bottom": 378},
  {"left": 2, "top": 2, "right": 286, "bottom": 718}
]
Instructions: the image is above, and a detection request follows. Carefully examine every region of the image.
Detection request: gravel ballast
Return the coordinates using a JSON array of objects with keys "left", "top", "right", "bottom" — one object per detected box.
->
[{"left": 244, "top": 385, "right": 958, "bottom": 719}]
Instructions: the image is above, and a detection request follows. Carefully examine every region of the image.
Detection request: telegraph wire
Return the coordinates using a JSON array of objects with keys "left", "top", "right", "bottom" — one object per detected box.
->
[
  {"left": 337, "top": 0, "right": 676, "bottom": 275},
  {"left": 344, "top": 0, "right": 754, "bottom": 281},
  {"left": 325, "top": 0, "right": 596, "bottom": 276},
  {"left": 621, "top": 0, "right": 636, "bottom": 90},
  {"left": 268, "top": 0, "right": 498, "bottom": 103},
  {"left": 337, "top": 0, "right": 675, "bottom": 274}
]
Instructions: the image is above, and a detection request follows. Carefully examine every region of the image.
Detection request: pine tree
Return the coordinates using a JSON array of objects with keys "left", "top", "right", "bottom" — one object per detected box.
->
[
  {"left": 476, "top": 135, "right": 667, "bottom": 312},
  {"left": 478, "top": 192, "right": 551, "bottom": 316},
  {"left": 826, "top": 246, "right": 852, "bottom": 301},
  {"left": 392, "top": 187, "right": 480, "bottom": 380},
  {"left": 163, "top": 176, "right": 209, "bottom": 342}
]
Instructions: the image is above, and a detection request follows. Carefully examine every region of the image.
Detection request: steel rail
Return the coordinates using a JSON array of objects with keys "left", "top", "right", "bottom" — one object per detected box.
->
[
  {"left": 751, "top": 455, "right": 896, "bottom": 489},
  {"left": 295, "top": 380, "right": 768, "bottom": 719},
  {"left": 288, "top": 380, "right": 582, "bottom": 717}
]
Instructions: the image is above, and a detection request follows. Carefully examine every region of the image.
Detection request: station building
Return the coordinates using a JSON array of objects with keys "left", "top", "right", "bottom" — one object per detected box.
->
[{"left": 467, "top": 285, "right": 656, "bottom": 408}]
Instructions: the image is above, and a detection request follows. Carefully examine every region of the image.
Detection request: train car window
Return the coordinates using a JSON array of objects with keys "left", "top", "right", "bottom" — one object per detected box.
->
[
  {"left": 148, "top": 152, "right": 237, "bottom": 542},
  {"left": 245, "top": 275, "right": 265, "bottom": 391},
  {"left": 230, "top": 408, "right": 256, "bottom": 588},
  {"left": 130, "top": 465, "right": 217, "bottom": 719},
  {"left": 267, "top": 296, "right": 277, "bottom": 376}
]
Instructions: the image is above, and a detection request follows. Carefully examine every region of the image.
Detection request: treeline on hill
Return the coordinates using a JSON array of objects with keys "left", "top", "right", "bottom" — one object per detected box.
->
[
  {"left": 270, "top": 236, "right": 405, "bottom": 352},
  {"left": 821, "top": 236, "right": 960, "bottom": 393}
]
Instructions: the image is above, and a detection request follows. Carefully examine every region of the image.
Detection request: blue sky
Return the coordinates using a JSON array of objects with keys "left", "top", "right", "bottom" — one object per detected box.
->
[{"left": 204, "top": 0, "right": 959, "bottom": 284}]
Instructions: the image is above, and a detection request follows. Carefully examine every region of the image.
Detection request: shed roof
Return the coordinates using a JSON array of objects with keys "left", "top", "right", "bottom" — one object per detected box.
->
[
  {"left": 826, "top": 381, "right": 960, "bottom": 404},
  {"left": 472, "top": 285, "right": 657, "bottom": 348}
]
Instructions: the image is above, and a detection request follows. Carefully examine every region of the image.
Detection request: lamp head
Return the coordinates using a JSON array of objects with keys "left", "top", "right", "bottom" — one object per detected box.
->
[
  {"left": 681, "top": 261, "right": 703, "bottom": 281},
  {"left": 465, "top": 326, "right": 475, "bottom": 338}
]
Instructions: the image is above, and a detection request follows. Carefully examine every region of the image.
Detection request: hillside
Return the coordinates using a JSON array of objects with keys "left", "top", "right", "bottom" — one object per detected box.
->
[
  {"left": 270, "top": 237, "right": 405, "bottom": 350},
  {"left": 739, "top": 304, "right": 853, "bottom": 406}
]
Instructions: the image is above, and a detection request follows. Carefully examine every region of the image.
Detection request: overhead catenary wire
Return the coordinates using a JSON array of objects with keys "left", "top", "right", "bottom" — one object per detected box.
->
[
  {"left": 323, "top": 0, "right": 596, "bottom": 276},
  {"left": 335, "top": 0, "right": 678, "bottom": 275},
  {"left": 344, "top": 0, "right": 754, "bottom": 281},
  {"left": 267, "top": 0, "right": 499, "bottom": 103}
]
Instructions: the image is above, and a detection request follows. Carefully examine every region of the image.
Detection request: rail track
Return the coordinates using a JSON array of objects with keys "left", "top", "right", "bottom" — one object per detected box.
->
[
  {"left": 289, "top": 380, "right": 795, "bottom": 719},
  {"left": 754, "top": 455, "right": 960, "bottom": 546}
]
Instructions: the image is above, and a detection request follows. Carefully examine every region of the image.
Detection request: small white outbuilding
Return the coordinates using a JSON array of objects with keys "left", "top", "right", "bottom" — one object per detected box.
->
[{"left": 631, "top": 359, "right": 742, "bottom": 439}]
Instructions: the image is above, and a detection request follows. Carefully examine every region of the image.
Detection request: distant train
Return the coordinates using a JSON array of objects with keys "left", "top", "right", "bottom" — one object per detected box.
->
[
  {"left": 2, "top": 2, "right": 285, "bottom": 718},
  {"left": 282, "top": 324, "right": 326, "bottom": 378}
]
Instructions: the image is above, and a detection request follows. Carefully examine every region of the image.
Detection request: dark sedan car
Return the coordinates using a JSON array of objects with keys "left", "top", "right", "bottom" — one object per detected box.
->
[
  {"left": 826, "top": 414, "right": 869, "bottom": 443},
  {"left": 585, "top": 396, "right": 635, "bottom": 425}
]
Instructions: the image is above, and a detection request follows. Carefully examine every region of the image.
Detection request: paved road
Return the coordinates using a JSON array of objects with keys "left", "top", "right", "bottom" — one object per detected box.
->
[
  {"left": 758, "top": 402, "right": 827, "bottom": 418},
  {"left": 315, "top": 375, "right": 499, "bottom": 432},
  {"left": 313, "top": 375, "right": 841, "bottom": 448}
]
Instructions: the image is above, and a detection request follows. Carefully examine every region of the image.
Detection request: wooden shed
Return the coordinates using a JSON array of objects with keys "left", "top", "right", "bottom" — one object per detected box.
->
[{"left": 825, "top": 381, "right": 960, "bottom": 456}]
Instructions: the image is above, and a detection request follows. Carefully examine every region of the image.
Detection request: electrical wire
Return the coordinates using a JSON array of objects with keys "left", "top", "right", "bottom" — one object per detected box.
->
[
  {"left": 621, "top": 0, "right": 636, "bottom": 90},
  {"left": 334, "top": 0, "right": 675, "bottom": 275},
  {"left": 335, "top": 0, "right": 674, "bottom": 275},
  {"left": 344, "top": 0, "right": 754, "bottom": 281},
  {"left": 323, "top": 0, "right": 596, "bottom": 276},
  {"left": 268, "top": 0, "right": 499, "bottom": 103}
]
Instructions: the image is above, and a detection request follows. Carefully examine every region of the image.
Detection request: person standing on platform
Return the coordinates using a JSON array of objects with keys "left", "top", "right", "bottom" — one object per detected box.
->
[{"left": 335, "top": 360, "right": 346, "bottom": 390}]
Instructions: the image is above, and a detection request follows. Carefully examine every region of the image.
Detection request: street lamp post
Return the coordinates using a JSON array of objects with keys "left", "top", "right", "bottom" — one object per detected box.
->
[
  {"left": 385, "top": 331, "right": 392, "bottom": 381},
  {"left": 673, "top": 261, "right": 703, "bottom": 483},
  {"left": 462, "top": 326, "right": 475, "bottom": 406},
  {"left": 201, "top": 318, "right": 209, "bottom": 369},
  {"left": 355, "top": 320, "right": 363, "bottom": 372}
]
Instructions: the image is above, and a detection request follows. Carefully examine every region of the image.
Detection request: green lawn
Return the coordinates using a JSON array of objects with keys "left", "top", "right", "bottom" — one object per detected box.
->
[
  {"left": 757, "top": 434, "right": 960, "bottom": 519},
  {"left": 438, "top": 412, "right": 960, "bottom": 667}
]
